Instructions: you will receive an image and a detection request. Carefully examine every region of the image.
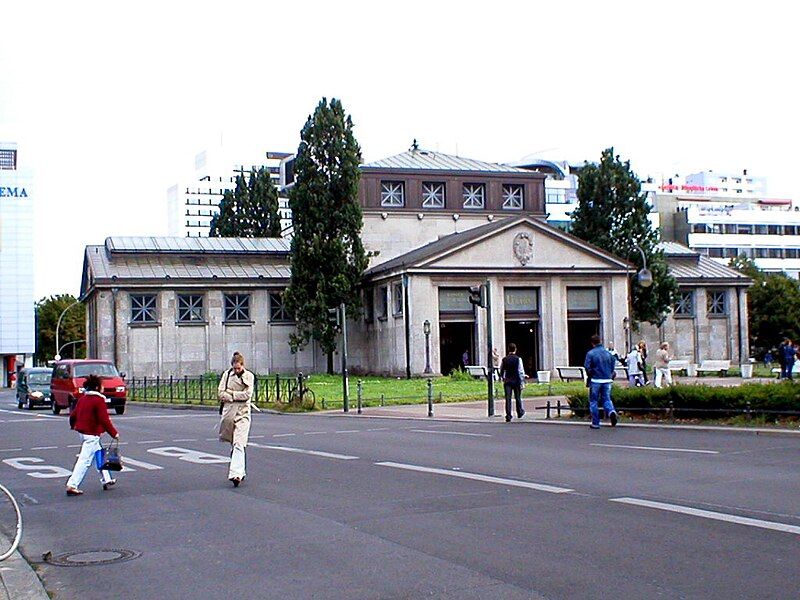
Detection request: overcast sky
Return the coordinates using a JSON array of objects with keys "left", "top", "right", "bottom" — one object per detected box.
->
[{"left": 1, "top": 1, "right": 797, "bottom": 300}]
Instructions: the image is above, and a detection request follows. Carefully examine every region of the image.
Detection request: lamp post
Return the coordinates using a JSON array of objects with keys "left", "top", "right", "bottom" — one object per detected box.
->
[
  {"left": 58, "top": 339, "right": 85, "bottom": 359},
  {"left": 423, "top": 320, "right": 432, "bottom": 374},
  {"left": 54, "top": 300, "right": 80, "bottom": 361},
  {"left": 634, "top": 244, "right": 653, "bottom": 289}
]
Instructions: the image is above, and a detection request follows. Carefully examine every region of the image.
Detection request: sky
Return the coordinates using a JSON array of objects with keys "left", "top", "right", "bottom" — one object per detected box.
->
[{"left": 1, "top": 1, "right": 798, "bottom": 300}]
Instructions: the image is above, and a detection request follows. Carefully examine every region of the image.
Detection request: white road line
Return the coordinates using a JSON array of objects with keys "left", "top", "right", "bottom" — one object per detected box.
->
[
  {"left": 273, "top": 433, "right": 296, "bottom": 438},
  {"left": 173, "top": 438, "right": 197, "bottom": 442},
  {"left": 0, "top": 448, "right": 23, "bottom": 452},
  {"left": 334, "top": 430, "right": 361, "bottom": 434},
  {"left": 591, "top": 443, "right": 718, "bottom": 455},
  {"left": 250, "top": 435, "right": 265, "bottom": 439},
  {"left": 376, "top": 462, "right": 573, "bottom": 494},
  {"left": 122, "top": 457, "right": 164, "bottom": 470},
  {"left": 115, "top": 414, "right": 217, "bottom": 420},
  {"left": 30, "top": 446, "right": 57, "bottom": 450},
  {"left": 204, "top": 438, "right": 217, "bottom": 441},
  {"left": 366, "top": 428, "right": 389, "bottom": 432},
  {"left": 409, "top": 430, "right": 492, "bottom": 438},
  {"left": 610, "top": 497, "right": 800, "bottom": 536},
  {"left": 304, "top": 431, "right": 327, "bottom": 436},
  {"left": 66, "top": 444, "right": 81, "bottom": 448},
  {"left": 249, "top": 443, "right": 358, "bottom": 460},
  {"left": 137, "top": 440, "right": 164, "bottom": 444}
]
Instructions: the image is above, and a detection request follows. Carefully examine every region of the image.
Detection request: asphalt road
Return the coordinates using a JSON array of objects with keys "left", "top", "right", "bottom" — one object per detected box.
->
[{"left": 1, "top": 389, "right": 799, "bottom": 600}]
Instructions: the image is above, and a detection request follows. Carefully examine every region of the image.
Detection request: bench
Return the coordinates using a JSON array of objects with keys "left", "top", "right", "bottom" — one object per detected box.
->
[
  {"left": 771, "top": 361, "right": 800, "bottom": 377},
  {"left": 464, "top": 365, "right": 488, "bottom": 379},
  {"left": 668, "top": 360, "right": 691, "bottom": 376},
  {"left": 614, "top": 365, "right": 629, "bottom": 380},
  {"left": 696, "top": 359, "right": 731, "bottom": 376},
  {"left": 556, "top": 366, "right": 587, "bottom": 383}
]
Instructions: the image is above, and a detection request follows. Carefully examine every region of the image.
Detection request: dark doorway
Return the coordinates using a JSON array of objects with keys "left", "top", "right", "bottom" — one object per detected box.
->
[
  {"left": 567, "top": 320, "right": 600, "bottom": 366},
  {"left": 440, "top": 322, "right": 474, "bottom": 375},
  {"left": 504, "top": 320, "right": 539, "bottom": 375}
]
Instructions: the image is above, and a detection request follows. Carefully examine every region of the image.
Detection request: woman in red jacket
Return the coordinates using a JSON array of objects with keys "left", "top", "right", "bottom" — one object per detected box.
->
[{"left": 66, "top": 374, "right": 120, "bottom": 496}]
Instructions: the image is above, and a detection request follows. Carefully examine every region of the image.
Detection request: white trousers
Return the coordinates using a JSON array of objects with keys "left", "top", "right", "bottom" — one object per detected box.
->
[
  {"left": 654, "top": 367, "right": 673, "bottom": 388},
  {"left": 67, "top": 433, "right": 113, "bottom": 489},
  {"left": 228, "top": 443, "right": 246, "bottom": 480}
]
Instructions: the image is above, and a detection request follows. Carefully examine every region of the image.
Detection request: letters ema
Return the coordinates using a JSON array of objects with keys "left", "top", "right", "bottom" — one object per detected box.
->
[{"left": 0, "top": 187, "right": 28, "bottom": 197}]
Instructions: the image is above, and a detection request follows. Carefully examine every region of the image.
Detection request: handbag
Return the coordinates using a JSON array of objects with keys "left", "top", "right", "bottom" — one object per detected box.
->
[{"left": 99, "top": 438, "right": 123, "bottom": 472}]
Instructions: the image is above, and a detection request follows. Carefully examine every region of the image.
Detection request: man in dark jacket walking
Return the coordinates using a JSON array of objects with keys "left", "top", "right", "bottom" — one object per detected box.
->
[
  {"left": 584, "top": 334, "right": 618, "bottom": 429},
  {"left": 499, "top": 343, "right": 526, "bottom": 422}
]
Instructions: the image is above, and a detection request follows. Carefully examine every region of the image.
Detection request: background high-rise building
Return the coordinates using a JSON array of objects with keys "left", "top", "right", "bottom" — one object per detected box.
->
[{"left": 0, "top": 141, "right": 35, "bottom": 385}]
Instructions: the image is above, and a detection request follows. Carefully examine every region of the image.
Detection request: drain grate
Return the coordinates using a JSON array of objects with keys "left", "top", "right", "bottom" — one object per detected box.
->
[{"left": 44, "top": 548, "right": 141, "bottom": 567}]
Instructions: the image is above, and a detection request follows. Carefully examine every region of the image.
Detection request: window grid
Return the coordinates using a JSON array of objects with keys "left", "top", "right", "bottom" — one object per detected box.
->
[
  {"left": 462, "top": 183, "right": 485, "bottom": 209},
  {"left": 0, "top": 149, "right": 17, "bottom": 170},
  {"left": 422, "top": 182, "right": 445, "bottom": 208},
  {"left": 380, "top": 181, "right": 405, "bottom": 207},
  {"left": 269, "top": 291, "right": 292, "bottom": 322},
  {"left": 224, "top": 294, "right": 251, "bottom": 322},
  {"left": 131, "top": 294, "right": 157, "bottom": 323},
  {"left": 502, "top": 184, "right": 524, "bottom": 210},
  {"left": 674, "top": 291, "right": 694, "bottom": 316},
  {"left": 393, "top": 283, "right": 403, "bottom": 316},
  {"left": 177, "top": 294, "right": 204, "bottom": 322},
  {"left": 707, "top": 291, "right": 727, "bottom": 315}
]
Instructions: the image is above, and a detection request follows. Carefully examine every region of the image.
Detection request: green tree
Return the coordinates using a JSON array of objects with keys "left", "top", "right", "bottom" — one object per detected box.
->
[
  {"left": 209, "top": 167, "right": 281, "bottom": 237},
  {"left": 729, "top": 256, "right": 800, "bottom": 355},
  {"left": 571, "top": 148, "right": 677, "bottom": 325},
  {"left": 35, "top": 294, "right": 85, "bottom": 364},
  {"left": 283, "top": 98, "right": 368, "bottom": 373}
]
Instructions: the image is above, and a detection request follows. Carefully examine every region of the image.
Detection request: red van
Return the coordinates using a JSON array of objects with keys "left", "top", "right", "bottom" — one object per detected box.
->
[{"left": 50, "top": 359, "right": 127, "bottom": 415}]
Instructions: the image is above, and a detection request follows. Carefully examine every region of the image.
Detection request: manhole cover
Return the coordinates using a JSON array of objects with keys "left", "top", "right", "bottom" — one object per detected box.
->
[{"left": 44, "top": 548, "right": 141, "bottom": 566}]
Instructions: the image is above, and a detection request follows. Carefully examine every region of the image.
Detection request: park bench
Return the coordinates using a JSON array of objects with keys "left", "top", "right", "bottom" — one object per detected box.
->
[
  {"left": 464, "top": 365, "right": 488, "bottom": 379},
  {"left": 696, "top": 359, "right": 731, "bottom": 376},
  {"left": 614, "top": 365, "right": 629, "bottom": 380},
  {"left": 556, "top": 366, "right": 587, "bottom": 383},
  {"left": 770, "top": 361, "right": 800, "bottom": 377},
  {"left": 668, "top": 359, "right": 691, "bottom": 376}
]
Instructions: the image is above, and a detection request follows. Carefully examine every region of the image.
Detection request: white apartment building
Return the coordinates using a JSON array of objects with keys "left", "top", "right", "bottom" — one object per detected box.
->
[
  {"left": 0, "top": 142, "right": 35, "bottom": 386},
  {"left": 167, "top": 148, "right": 292, "bottom": 238}
]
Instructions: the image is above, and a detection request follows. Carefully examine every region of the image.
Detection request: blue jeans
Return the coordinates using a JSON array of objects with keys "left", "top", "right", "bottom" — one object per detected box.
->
[{"left": 589, "top": 381, "right": 616, "bottom": 427}]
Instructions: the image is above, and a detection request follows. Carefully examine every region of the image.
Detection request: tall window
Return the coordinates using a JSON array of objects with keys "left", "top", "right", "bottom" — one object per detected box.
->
[
  {"left": 502, "top": 184, "right": 524, "bottom": 210},
  {"left": 130, "top": 294, "right": 157, "bottom": 323},
  {"left": 422, "top": 182, "right": 445, "bottom": 208},
  {"left": 177, "top": 294, "right": 204, "bottom": 322},
  {"left": 393, "top": 282, "right": 404, "bottom": 316},
  {"left": 674, "top": 290, "right": 694, "bottom": 316},
  {"left": 269, "top": 291, "right": 292, "bottom": 322},
  {"left": 462, "top": 183, "right": 485, "bottom": 209},
  {"left": 707, "top": 290, "right": 727, "bottom": 315},
  {"left": 380, "top": 181, "right": 405, "bottom": 207},
  {"left": 377, "top": 286, "right": 388, "bottom": 319},
  {"left": 224, "top": 294, "right": 251, "bottom": 322}
]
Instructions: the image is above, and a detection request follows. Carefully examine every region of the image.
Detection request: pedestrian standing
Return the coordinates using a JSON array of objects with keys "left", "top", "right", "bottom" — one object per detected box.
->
[
  {"left": 65, "top": 374, "right": 119, "bottom": 496},
  {"left": 499, "top": 343, "right": 526, "bottom": 422},
  {"left": 778, "top": 338, "right": 792, "bottom": 380},
  {"left": 218, "top": 351, "right": 254, "bottom": 487},
  {"left": 654, "top": 342, "right": 673, "bottom": 388},
  {"left": 606, "top": 341, "right": 626, "bottom": 367},
  {"left": 626, "top": 346, "right": 644, "bottom": 386},
  {"left": 637, "top": 340, "right": 649, "bottom": 385},
  {"left": 584, "top": 334, "right": 618, "bottom": 429}
]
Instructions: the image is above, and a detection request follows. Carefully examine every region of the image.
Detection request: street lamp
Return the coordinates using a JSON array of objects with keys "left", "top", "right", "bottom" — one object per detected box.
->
[
  {"left": 634, "top": 245, "right": 653, "bottom": 288},
  {"left": 54, "top": 300, "right": 80, "bottom": 361},
  {"left": 423, "top": 319, "right": 432, "bottom": 374}
]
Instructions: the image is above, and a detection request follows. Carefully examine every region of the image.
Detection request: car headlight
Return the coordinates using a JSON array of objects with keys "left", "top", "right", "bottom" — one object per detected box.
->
[
  {"left": 30, "top": 391, "right": 43, "bottom": 399},
  {"left": 116, "top": 386, "right": 126, "bottom": 393}
]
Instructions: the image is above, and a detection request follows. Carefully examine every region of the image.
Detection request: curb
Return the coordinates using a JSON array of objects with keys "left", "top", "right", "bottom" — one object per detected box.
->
[{"left": 0, "top": 539, "right": 49, "bottom": 600}]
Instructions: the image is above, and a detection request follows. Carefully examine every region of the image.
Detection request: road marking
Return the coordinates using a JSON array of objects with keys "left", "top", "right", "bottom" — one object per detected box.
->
[
  {"left": 304, "top": 431, "right": 327, "bottom": 435},
  {"left": 122, "top": 457, "right": 164, "bottom": 470},
  {"left": 334, "top": 430, "right": 361, "bottom": 434},
  {"left": 173, "top": 438, "right": 197, "bottom": 442},
  {"left": 2, "top": 458, "right": 71, "bottom": 478},
  {"left": 273, "top": 433, "right": 295, "bottom": 438},
  {"left": 148, "top": 447, "right": 230, "bottom": 464},
  {"left": 0, "top": 448, "right": 23, "bottom": 453},
  {"left": 366, "top": 428, "right": 389, "bottom": 432},
  {"left": 116, "top": 414, "right": 217, "bottom": 420},
  {"left": 590, "top": 443, "right": 718, "bottom": 455},
  {"left": 137, "top": 440, "right": 164, "bottom": 444},
  {"left": 409, "top": 430, "right": 492, "bottom": 438},
  {"left": 610, "top": 497, "right": 800, "bottom": 535},
  {"left": 249, "top": 443, "right": 358, "bottom": 460},
  {"left": 376, "top": 462, "right": 573, "bottom": 494},
  {"left": 250, "top": 435, "right": 265, "bottom": 439},
  {"left": 30, "top": 446, "right": 58, "bottom": 450}
]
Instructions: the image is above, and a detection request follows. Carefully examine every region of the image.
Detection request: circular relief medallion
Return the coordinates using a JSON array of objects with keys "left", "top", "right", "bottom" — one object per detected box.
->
[{"left": 512, "top": 232, "right": 534, "bottom": 265}]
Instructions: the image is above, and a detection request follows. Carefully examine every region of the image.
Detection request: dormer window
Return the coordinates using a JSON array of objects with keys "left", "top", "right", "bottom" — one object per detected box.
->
[
  {"left": 381, "top": 181, "right": 405, "bottom": 207},
  {"left": 502, "top": 184, "right": 524, "bottom": 210},
  {"left": 422, "top": 182, "right": 446, "bottom": 208},
  {"left": 462, "top": 183, "right": 485, "bottom": 209}
]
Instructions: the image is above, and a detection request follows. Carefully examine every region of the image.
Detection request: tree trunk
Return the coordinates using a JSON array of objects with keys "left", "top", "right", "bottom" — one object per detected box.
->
[{"left": 327, "top": 352, "right": 334, "bottom": 375}]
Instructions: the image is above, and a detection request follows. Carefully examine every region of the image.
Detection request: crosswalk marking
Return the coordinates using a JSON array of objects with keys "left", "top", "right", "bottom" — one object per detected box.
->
[
  {"left": 122, "top": 457, "right": 164, "bottom": 470},
  {"left": 249, "top": 443, "right": 358, "bottom": 460}
]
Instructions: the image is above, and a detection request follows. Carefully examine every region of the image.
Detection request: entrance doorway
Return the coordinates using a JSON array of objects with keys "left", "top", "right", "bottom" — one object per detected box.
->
[
  {"left": 439, "top": 322, "right": 474, "bottom": 375},
  {"left": 504, "top": 321, "right": 539, "bottom": 375},
  {"left": 567, "top": 320, "right": 600, "bottom": 366}
]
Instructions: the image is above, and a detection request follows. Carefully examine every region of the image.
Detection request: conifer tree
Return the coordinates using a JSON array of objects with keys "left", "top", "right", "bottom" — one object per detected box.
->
[
  {"left": 571, "top": 147, "right": 677, "bottom": 325},
  {"left": 283, "top": 98, "right": 368, "bottom": 370},
  {"left": 208, "top": 168, "right": 281, "bottom": 237}
]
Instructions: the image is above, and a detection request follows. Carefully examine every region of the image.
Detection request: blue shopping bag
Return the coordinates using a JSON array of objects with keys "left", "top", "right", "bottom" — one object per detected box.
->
[{"left": 94, "top": 448, "right": 105, "bottom": 471}]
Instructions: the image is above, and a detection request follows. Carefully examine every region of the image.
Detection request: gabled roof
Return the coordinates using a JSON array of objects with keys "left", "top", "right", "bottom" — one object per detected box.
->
[
  {"left": 105, "top": 236, "right": 289, "bottom": 255},
  {"left": 362, "top": 149, "right": 532, "bottom": 174},
  {"left": 364, "top": 216, "right": 632, "bottom": 279},
  {"left": 657, "top": 241, "right": 751, "bottom": 286}
]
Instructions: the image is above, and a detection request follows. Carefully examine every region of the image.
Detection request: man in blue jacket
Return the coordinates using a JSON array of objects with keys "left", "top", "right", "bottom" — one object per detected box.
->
[{"left": 584, "top": 334, "right": 618, "bottom": 429}]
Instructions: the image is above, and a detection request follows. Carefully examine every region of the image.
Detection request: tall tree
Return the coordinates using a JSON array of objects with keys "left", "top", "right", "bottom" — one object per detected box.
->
[
  {"left": 208, "top": 168, "right": 281, "bottom": 237},
  {"left": 729, "top": 256, "right": 800, "bottom": 355},
  {"left": 35, "top": 294, "right": 85, "bottom": 364},
  {"left": 571, "top": 148, "right": 677, "bottom": 325},
  {"left": 283, "top": 98, "right": 368, "bottom": 372}
]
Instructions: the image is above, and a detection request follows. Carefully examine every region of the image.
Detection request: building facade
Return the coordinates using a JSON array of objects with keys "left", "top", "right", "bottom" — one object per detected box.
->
[{"left": 0, "top": 142, "right": 35, "bottom": 386}]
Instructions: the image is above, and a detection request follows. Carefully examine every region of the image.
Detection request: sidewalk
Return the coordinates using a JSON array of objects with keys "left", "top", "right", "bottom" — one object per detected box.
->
[{"left": 0, "top": 535, "right": 49, "bottom": 600}]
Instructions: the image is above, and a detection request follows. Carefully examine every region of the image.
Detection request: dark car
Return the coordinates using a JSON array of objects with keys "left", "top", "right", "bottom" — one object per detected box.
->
[
  {"left": 50, "top": 359, "right": 127, "bottom": 415},
  {"left": 16, "top": 367, "right": 54, "bottom": 410}
]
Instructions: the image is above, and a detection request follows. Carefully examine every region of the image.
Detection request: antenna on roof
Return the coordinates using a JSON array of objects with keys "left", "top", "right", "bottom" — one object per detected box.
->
[{"left": 410, "top": 139, "right": 419, "bottom": 152}]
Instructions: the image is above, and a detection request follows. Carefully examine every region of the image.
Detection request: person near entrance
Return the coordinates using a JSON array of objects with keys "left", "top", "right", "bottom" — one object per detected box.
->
[
  {"left": 584, "top": 334, "right": 618, "bottom": 429},
  {"left": 499, "top": 343, "right": 526, "bottom": 422}
]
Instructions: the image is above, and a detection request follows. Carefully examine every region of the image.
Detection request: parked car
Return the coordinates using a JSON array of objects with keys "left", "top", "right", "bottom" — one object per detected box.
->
[
  {"left": 50, "top": 359, "right": 127, "bottom": 415},
  {"left": 16, "top": 367, "right": 54, "bottom": 410}
]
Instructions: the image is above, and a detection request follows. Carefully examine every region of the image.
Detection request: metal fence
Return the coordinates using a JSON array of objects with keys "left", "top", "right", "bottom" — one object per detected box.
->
[{"left": 128, "top": 374, "right": 301, "bottom": 407}]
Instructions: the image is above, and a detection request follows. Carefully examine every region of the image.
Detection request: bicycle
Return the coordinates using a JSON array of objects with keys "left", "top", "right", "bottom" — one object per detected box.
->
[{"left": 286, "top": 376, "right": 316, "bottom": 410}]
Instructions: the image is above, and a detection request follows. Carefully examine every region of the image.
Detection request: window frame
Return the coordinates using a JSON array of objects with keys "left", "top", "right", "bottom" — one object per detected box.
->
[
  {"left": 177, "top": 293, "right": 205, "bottom": 324},
  {"left": 268, "top": 290, "right": 293, "bottom": 323},
  {"left": 707, "top": 290, "right": 728, "bottom": 316},
  {"left": 376, "top": 286, "right": 388, "bottom": 320},
  {"left": 223, "top": 293, "right": 252, "bottom": 323},
  {"left": 462, "top": 183, "right": 485, "bottom": 209},
  {"left": 421, "top": 182, "right": 446, "bottom": 208},
  {"left": 380, "top": 181, "right": 406, "bottom": 207},
  {"left": 130, "top": 293, "right": 158, "bottom": 324},
  {"left": 674, "top": 290, "right": 695, "bottom": 317},
  {"left": 501, "top": 184, "right": 524, "bottom": 210},
  {"left": 392, "top": 282, "right": 404, "bottom": 317}
]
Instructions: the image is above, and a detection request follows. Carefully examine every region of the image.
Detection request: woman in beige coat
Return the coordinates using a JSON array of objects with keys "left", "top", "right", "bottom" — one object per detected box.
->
[{"left": 218, "top": 352, "right": 254, "bottom": 487}]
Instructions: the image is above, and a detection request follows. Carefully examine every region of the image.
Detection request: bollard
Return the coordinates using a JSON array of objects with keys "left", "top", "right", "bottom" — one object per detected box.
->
[
  {"left": 275, "top": 373, "right": 281, "bottom": 404},
  {"left": 156, "top": 376, "right": 160, "bottom": 402},
  {"left": 427, "top": 378, "right": 433, "bottom": 417},
  {"left": 745, "top": 401, "right": 752, "bottom": 421},
  {"left": 184, "top": 376, "right": 188, "bottom": 403},
  {"left": 357, "top": 380, "right": 363, "bottom": 414},
  {"left": 199, "top": 377, "right": 204, "bottom": 404},
  {"left": 556, "top": 399, "right": 562, "bottom": 418},
  {"left": 169, "top": 375, "right": 174, "bottom": 403},
  {"left": 321, "top": 397, "right": 326, "bottom": 410},
  {"left": 144, "top": 376, "right": 148, "bottom": 402},
  {"left": 380, "top": 393, "right": 385, "bottom": 407},
  {"left": 438, "top": 391, "right": 443, "bottom": 404},
  {"left": 668, "top": 400, "right": 675, "bottom": 422},
  {"left": 546, "top": 400, "right": 551, "bottom": 419}
]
